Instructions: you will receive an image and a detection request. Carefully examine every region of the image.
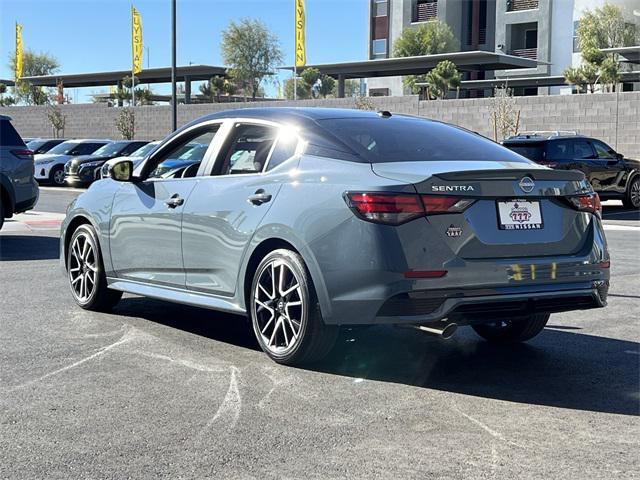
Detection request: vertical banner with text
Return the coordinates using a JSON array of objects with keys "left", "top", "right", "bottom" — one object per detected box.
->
[
  {"left": 15, "top": 22, "right": 23, "bottom": 81},
  {"left": 131, "top": 6, "right": 143, "bottom": 75},
  {"left": 295, "top": 0, "right": 306, "bottom": 68}
]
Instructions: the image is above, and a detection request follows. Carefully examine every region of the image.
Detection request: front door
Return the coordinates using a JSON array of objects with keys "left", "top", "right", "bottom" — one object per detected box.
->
[{"left": 109, "top": 124, "right": 221, "bottom": 288}]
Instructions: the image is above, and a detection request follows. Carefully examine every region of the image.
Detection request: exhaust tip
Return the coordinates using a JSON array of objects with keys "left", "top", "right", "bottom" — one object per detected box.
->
[{"left": 440, "top": 323, "right": 458, "bottom": 339}]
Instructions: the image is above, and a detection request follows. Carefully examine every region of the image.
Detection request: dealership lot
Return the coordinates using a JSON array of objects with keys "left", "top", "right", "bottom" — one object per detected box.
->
[{"left": 1, "top": 187, "right": 638, "bottom": 479}]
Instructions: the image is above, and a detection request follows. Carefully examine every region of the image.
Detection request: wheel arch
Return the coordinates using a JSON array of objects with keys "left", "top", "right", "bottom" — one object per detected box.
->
[
  {"left": 0, "top": 173, "right": 16, "bottom": 217},
  {"left": 63, "top": 214, "right": 100, "bottom": 270},
  {"left": 240, "top": 234, "right": 333, "bottom": 322}
]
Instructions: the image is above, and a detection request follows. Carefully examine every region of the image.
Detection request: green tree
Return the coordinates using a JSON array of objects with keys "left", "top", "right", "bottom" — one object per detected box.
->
[
  {"left": 319, "top": 75, "right": 335, "bottom": 98},
  {"left": 46, "top": 105, "right": 66, "bottom": 138},
  {"left": 425, "top": 60, "right": 461, "bottom": 99},
  {"left": 577, "top": 3, "right": 635, "bottom": 50},
  {"left": 223, "top": 80, "right": 238, "bottom": 97},
  {"left": 283, "top": 77, "right": 310, "bottom": 100},
  {"left": 0, "top": 83, "right": 15, "bottom": 106},
  {"left": 8, "top": 50, "right": 60, "bottom": 105},
  {"left": 564, "top": 64, "right": 599, "bottom": 93},
  {"left": 393, "top": 21, "right": 458, "bottom": 93},
  {"left": 221, "top": 18, "right": 283, "bottom": 101},
  {"left": 300, "top": 67, "right": 321, "bottom": 97}
]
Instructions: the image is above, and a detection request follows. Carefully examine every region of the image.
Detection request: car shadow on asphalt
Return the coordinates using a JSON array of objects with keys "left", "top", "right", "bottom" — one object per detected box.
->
[
  {"left": 602, "top": 205, "right": 640, "bottom": 221},
  {"left": 0, "top": 235, "right": 60, "bottom": 261},
  {"left": 312, "top": 325, "right": 640, "bottom": 416},
  {"left": 113, "top": 295, "right": 639, "bottom": 417}
]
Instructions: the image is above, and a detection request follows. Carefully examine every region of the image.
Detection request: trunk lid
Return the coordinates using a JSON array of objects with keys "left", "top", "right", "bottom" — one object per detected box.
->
[{"left": 372, "top": 162, "right": 595, "bottom": 259}]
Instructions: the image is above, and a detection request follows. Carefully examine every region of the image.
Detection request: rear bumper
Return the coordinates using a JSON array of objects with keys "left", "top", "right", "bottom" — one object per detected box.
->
[{"left": 12, "top": 179, "right": 39, "bottom": 215}]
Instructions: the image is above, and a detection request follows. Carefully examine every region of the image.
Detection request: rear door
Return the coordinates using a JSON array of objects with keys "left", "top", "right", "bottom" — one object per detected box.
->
[
  {"left": 109, "top": 124, "right": 222, "bottom": 288},
  {"left": 589, "top": 139, "right": 624, "bottom": 193},
  {"left": 182, "top": 120, "right": 299, "bottom": 295}
]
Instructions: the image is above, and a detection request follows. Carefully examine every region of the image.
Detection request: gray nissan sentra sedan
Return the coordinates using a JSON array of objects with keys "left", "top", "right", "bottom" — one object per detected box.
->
[{"left": 60, "top": 108, "right": 609, "bottom": 365}]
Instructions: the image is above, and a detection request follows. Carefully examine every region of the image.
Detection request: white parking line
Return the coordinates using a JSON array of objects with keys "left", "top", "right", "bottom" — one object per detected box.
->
[
  {"left": 603, "top": 224, "right": 640, "bottom": 231},
  {"left": 39, "top": 186, "right": 86, "bottom": 193}
]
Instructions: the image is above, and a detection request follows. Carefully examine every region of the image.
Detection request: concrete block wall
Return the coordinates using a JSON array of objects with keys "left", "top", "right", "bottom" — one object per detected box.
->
[{"left": 3, "top": 91, "right": 639, "bottom": 158}]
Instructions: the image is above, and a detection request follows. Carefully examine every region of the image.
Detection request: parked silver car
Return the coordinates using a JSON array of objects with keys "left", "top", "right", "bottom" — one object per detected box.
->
[
  {"left": 0, "top": 115, "right": 38, "bottom": 230},
  {"left": 61, "top": 108, "right": 610, "bottom": 365}
]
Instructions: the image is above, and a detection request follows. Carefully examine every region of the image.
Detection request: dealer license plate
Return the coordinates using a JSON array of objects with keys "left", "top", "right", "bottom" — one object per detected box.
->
[{"left": 497, "top": 200, "right": 543, "bottom": 230}]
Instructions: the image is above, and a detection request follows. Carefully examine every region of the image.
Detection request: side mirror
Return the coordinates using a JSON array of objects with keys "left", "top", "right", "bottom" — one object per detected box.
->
[
  {"left": 615, "top": 152, "right": 623, "bottom": 160},
  {"left": 109, "top": 159, "right": 134, "bottom": 182}
]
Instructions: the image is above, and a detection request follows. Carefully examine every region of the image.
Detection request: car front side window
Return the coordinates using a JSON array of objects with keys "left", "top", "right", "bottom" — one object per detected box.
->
[
  {"left": 573, "top": 140, "right": 595, "bottom": 159},
  {"left": 591, "top": 141, "right": 615, "bottom": 159},
  {"left": 146, "top": 127, "right": 220, "bottom": 180}
]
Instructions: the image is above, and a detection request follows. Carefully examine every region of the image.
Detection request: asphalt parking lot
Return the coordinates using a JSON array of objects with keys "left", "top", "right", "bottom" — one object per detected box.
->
[{"left": 1, "top": 187, "right": 638, "bottom": 479}]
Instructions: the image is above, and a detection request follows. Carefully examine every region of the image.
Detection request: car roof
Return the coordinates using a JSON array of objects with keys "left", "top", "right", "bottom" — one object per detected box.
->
[
  {"left": 0, "top": 115, "right": 12, "bottom": 121},
  {"left": 64, "top": 138, "right": 111, "bottom": 144}
]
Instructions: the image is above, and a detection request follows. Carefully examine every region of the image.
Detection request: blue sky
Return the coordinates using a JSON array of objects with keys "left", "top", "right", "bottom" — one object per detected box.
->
[{"left": 0, "top": 0, "right": 368, "bottom": 101}]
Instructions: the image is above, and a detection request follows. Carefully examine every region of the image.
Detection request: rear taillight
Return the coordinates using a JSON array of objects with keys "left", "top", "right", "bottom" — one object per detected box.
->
[
  {"left": 568, "top": 193, "right": 602, "bottom": 216},
  {"left": 11, "top": 149, "right": 34, "bottom": 160},
  {"left": 345, "top": 193, "right": 424, "bottom": 225},
  {"left": 421, "top": 195, "right": 475, "bottom": 214},
  {"left": 345, "top": 192, "right": 474, "bottom": 225}
]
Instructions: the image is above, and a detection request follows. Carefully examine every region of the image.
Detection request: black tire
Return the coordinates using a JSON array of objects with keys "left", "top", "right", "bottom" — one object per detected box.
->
[
  {"left": 67, "top": 224, "right": 122, "bottom": 311},
  {"left": 623, "top": 176, "right": 640, "bottom": 209},
  {"left": 49, "top": 165, "right": 65, "bottom": 186},
  {"left": 249, "top": 249, "right": 338, "bottom": 366},
  {"left": 0, "top": 196, "right": 5, "bottom": 231},
  {"left": 472, "top": 313, "right": 550, "bottom": 343}
]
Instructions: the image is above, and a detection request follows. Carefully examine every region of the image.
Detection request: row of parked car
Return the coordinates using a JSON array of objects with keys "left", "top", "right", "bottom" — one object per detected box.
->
[{"left": 26, "top": 137, "right": 211, "bottom": 188}]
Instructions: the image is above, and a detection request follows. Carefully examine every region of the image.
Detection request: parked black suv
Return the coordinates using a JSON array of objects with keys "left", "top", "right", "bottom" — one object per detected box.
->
[{"left": 503, "top": 132, "right": 640, "bottom": 209}]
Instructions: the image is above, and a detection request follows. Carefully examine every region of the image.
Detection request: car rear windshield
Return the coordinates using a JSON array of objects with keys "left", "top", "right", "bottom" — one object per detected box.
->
[
  {"left": 317, "top": 117, "right": 529, "bottom": 163},
  {"left": 503, "top": 143, "right": 545, "bottom": 162},
  {"left": 0, "top": 119, "right": 25, "bottom": 147}
]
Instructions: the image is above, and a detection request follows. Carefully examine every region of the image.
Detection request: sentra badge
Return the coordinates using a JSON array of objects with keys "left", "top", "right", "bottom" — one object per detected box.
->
[{"left": 432, "top": 185, "right": 475, "bottom": 192}]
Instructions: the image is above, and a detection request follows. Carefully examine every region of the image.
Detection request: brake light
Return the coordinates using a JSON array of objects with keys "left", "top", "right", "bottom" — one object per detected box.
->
[
  {"left": 11, "top": 149, "right": 34, "bottom": 160},
  {"left": 345, "top": 192, "right": 474, "bottom": 225},
  {"left": 345, "top": 193, "right": 423, "bottom": 225},
  {"left": 569, "top": 193, "right": 601, "bottom": 216}
]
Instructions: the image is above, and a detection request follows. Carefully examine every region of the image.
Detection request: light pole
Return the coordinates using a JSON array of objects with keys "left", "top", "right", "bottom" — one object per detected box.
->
[{"left": 171, "top": 0, "right": 177, "bottom": 132}]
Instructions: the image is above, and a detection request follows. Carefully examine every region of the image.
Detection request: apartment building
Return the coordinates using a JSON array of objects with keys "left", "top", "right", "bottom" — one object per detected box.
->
[{"left": 367, "top": 0, "right": 639, "bottom": 96}]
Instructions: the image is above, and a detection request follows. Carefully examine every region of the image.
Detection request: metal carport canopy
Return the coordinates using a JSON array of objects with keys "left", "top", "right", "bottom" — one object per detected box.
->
[
  {"left": 19, "top": 64, "right": 227, "bottom": 88},
  {"left": 280, "top": 51, "right": 540, "bottom": 79}
]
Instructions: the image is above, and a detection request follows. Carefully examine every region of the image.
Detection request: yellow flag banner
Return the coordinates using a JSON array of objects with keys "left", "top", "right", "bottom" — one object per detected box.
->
[
  {"left": 131, "top": 6, "right": 143, "bottom": 74},
  {"left": 15, "top": 22, "right": 23, "bottom": 80},
  {"left": 295, "top": 0, "right": 306, "bottom": 67}
]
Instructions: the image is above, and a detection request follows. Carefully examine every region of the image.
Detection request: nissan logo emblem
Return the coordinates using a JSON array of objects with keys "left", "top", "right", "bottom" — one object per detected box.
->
[{"left": 519, "top": 176, "right": 535, "bottom": 193}]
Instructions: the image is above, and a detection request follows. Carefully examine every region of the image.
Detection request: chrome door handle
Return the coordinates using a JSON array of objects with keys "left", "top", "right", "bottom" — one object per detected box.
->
[
  {"left": 248, "top": 190, "right": 272, "bottom": 205},
  {"left": 165, "top": 194, "right": 184, "bottom": 208}
]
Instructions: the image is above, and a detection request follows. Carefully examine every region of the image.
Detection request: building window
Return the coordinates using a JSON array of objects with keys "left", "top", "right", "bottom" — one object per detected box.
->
[
  {"left": 372, "top": 39, "right": 387, "bottom": 58},
  {"left": 506, "top": 0, "right": 539, "bottom": 12},
  {"left": 369, "top": 88, "right": 390, "bottom": 97},
  {"left": 412, "top": 0, "right": 438, "bottom": 23},
  {"left": 573, "top": 21, "right": 580, "bottom": 52},
  {"left": 373, "top": 0, "right": 388, "bottom": 17}
]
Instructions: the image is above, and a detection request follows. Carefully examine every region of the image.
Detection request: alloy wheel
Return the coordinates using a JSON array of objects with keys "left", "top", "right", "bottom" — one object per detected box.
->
[
  {"left": 631, "top": 179, "right": 640, "bottom": 208},
  {"left": 53, "top": 169, "right": 65, "bottom": 185},
  {"left": 253, "top": 259, "right": 305, "bottom": 355},
  {"left": 68, "top": 232, "right": 98, "bottom": 303}
]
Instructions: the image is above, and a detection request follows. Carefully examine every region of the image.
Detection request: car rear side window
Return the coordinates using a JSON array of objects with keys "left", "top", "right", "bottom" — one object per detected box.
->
[
  {"left": 0, "top": 119, "right": 25, "bottom": 147},
  {"left": 265, "top": 130, "right": 298, "bottom": 171},
  {"left": 545, "top": 140, "right": 573, "bottom": 160},
  {"left": 71, "top": 143, "right": 106, "bottom": 155},
  {"left": 317, "top": 117, "right": 528, "bottom": 163},
  {"left": 573, "top": 140, "right": 595, "bottom": 159}
]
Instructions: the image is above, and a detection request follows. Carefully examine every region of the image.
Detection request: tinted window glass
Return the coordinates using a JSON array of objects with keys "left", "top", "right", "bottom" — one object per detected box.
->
[
  {"left": 591, "top": 140, "right": 615, "bottom": 159},
  {"left": 0, "top": 119, "right": 25, "bottom": 147},
  {"left": 46, "top": 141, "right": 79, "bottom": 155},
  {"left": 218, "top": 124, "right": 277, "bottom": 175},
  {"left": 92, "top": 142, "right": 128, "bottom": 156},
  {"left": 573, "top": 140, "right": 595, "bottom": 159},
  {"left": 122, "top": 142, "right": 147, "bottom": 155},
  {"left": 266, "top": 130, "right": 298, "bottom": 171},
  {"left": 318, "top": 117, "right": 529, "bottom": 163},
  {"left": 70, "top": 143, "right": 106, "bottom": 155},
  {"left": 148, "top": 128, "right": 218, "bottom": 179},
  {"left": 545, "top": 140, "right": 573, "bottom": 160},
  {"left": 27, "top": 139, "right": 48, "bottom": 152},
  {"left": 504, "top": 144, "right": 544, "bottom": 161},
  {"left": 131, "top": 142, "right": 159, "bottom": 157}
]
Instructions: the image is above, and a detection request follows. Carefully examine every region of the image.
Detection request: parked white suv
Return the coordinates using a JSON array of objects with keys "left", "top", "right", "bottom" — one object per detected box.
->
[
  {"left": 0, "top": 115, "right": 38, "bottom": 230},
  {"left": 34, "top": 139, "right": 110, "bottom": 186}
]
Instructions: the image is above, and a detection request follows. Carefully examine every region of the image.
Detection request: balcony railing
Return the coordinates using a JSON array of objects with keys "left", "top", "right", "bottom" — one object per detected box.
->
[
  {"left": 414, "top": 0, "right": 437, "bottom": 22},
  {"left": 510, "top": 47, "right": 538, "bottom": 59},
  {"left": 507, "top": 0, "right": 539, "bottom": 12}
]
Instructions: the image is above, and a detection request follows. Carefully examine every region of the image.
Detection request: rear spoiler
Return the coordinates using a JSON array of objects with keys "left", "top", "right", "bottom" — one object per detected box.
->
[{"left": 434, "top": 169, "right": 585, "bottom": 182}]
